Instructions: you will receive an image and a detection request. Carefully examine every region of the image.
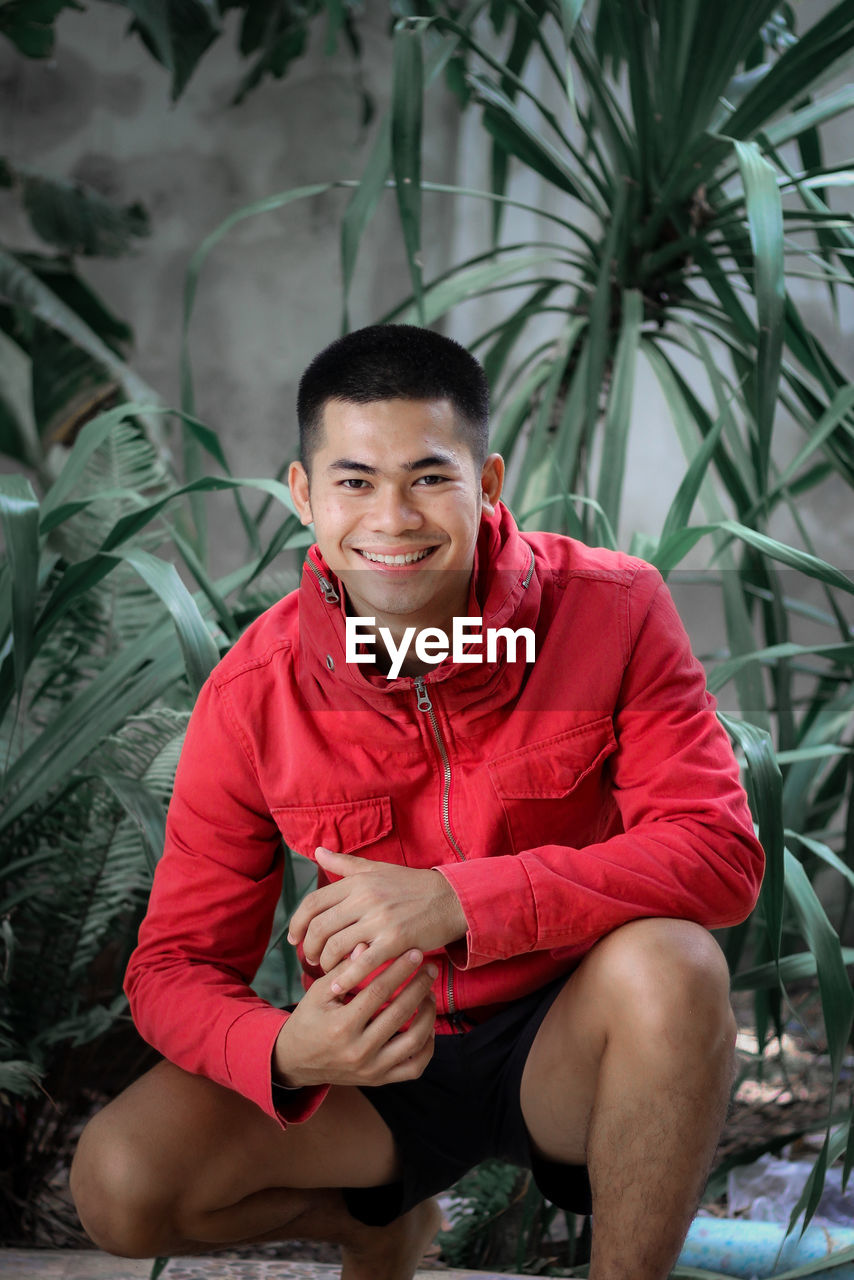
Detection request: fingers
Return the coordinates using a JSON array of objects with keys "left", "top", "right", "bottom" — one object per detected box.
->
[
  {"left": 287, "top": 878, "right": 348, "bottom": 950},
  {"left": 372, "top": 998, "right": 437, "bottom": 1084},
  {"left": 362, "top": 960, "right": 438, "bottom": 1046},
  {"left": 279, "top": 951, "right": 438, "bottom": 1089},
  {"left": 350, "top": 950, "right": 437, "bottom": 1024},
  {"left": 313, "top": 920, "right": 377, "bottom": 973},
  {"left": 329, "top": 939, "right": 396, "bottom": 994},
  {"left": 314, "top": 848, "right": 371, "bottom": 876}
]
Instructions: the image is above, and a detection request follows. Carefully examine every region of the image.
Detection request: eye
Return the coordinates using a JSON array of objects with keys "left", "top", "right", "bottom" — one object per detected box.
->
[
  {"left": 339, "top": 477, "right": 371, "bottom": 489},
  {"left": 415, "top": 474, "right": 448, "bottom": 486}
]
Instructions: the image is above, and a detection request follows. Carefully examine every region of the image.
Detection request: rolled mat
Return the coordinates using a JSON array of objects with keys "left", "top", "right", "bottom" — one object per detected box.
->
[{"left": 677, "top": 1217, "right": 854, "bottom": 1278}]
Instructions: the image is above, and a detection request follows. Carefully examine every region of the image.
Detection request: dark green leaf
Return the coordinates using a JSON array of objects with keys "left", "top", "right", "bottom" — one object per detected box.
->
[
  {"left": 115, "top": 547, "right": 219, "bottom": 696},
  {"left": 0, "top": 0, "right": 72, "bottom": 58},
  {"left": 733, "top": 140, "right": 784, "bottom": 489},
  {"left": 10, "top": 253, "right": 134, "bottom": 351},
  {"left": 0, "top": 474, "right": 40, "bottom": 695},
  {"left": 341, "top": 117, "right": 392, "bottom": 330},
  {"left": 98, "top": 772, "right": 168, "bottom": 874},
  {"left": 596, "top": 289, "right": 641, "bottom": 535},
  {"left": 20, "top": 173, "right": 149, "bottom": 258},
  {"left": 719, "top": 714, "right": 784, "bottom": 959},
  {"left": 391, "top": 23, "right": 425, "bottom": 321},
  {"left": 123, "top": 0, "right": 222, "bottom": 100},
  {"left": 0, "top": 248, "right": 158, "bottom": 408}
]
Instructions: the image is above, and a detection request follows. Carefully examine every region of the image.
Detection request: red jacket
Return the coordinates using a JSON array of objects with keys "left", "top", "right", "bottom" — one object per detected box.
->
[{"left": 125, "top": 504, "right": 764, "bottom": 1126}]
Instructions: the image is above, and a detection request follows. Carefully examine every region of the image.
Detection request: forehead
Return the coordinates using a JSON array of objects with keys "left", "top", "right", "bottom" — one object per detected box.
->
[{"left": 315, "top": 397, "right": 474, "bottom": 467}]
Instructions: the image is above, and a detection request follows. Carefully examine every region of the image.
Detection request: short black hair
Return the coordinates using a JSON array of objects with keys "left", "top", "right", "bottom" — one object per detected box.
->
[{"left": 297, "top": 324, "right": 489, "bottom": 471}]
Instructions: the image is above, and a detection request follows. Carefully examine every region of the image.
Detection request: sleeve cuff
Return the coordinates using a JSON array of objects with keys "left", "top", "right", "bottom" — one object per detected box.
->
[
  {"left": 271, "top": 1080, "right": 330, "bottom": 1125},
  {"left": 434, "top": 857, "right": 538, "bottom": 967},
  {"left": 224, "top": 1003, "right": 327, "bottom": 1126}
]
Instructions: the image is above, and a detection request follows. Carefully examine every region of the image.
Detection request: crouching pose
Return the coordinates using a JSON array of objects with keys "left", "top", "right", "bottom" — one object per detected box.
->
[{"left": 71, "top": 324, "right": 764, "bottom": 1280}]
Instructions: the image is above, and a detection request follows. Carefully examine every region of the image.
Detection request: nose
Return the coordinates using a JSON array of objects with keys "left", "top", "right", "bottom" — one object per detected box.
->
[{"left": 367, "top": 484, "right": 423, "bottom": 534}]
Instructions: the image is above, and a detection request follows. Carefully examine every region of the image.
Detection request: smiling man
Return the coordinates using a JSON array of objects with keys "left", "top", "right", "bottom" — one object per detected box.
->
[{"left": 71, "top": 324, "right": 764, "bottom": 1280}]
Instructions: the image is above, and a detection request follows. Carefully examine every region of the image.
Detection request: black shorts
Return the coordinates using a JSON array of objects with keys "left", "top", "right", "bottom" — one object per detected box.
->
[{"left": 341, "top": 977, "right": 593, "bottom": 1227}]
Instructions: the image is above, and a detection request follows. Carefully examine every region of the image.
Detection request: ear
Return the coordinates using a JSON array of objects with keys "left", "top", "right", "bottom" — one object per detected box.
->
[
  {"left": 288, "top": 461, "right": 313, "bottom": 526},
  {"left": 479, "top": 453, "right": 504, "bottom": 517}
]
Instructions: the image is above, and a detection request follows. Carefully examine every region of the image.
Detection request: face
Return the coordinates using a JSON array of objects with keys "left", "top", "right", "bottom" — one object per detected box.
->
[{"left": 288, "top": 398, "right": 504, "bottom": 635}]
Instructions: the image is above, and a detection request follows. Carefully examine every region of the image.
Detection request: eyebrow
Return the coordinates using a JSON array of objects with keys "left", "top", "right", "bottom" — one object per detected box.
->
[{"left": 327, "top": 453, "right": 459, "bottom": 475}]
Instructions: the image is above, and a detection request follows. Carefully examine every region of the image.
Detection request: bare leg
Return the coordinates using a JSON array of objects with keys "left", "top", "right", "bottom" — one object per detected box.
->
[
  {"left": 70, "top": 1061, "right": 439, "bottom": 1280},
  {"left": 521, "top": 918, "right": 735, "bottom": 1280}
]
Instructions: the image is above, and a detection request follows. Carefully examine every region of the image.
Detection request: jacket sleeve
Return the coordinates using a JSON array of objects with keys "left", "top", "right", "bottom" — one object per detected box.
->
[
  {"left": 124, "top": 675, "right": 328, "bottom": 1126},
  {"left": 436, "top": 572, "right": 765, "bottom": 967}
]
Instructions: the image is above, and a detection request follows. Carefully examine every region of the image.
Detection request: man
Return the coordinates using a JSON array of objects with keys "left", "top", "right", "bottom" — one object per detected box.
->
[{"left": 71, "top": 324, "right": 764, "bottom": 1280}]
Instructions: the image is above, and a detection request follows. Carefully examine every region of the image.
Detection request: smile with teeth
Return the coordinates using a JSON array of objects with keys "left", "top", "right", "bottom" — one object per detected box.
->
[{"left": 356, "top": 547, "right": 437, "bottom": 566}]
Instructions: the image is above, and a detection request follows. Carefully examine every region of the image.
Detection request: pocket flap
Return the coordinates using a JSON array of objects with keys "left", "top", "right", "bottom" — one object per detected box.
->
[
  {"left": 271, "top": 796, "right": 393, "bottom": 858},
  {"left": 488, "top": 716, "right": 616, "bottom": 800}
]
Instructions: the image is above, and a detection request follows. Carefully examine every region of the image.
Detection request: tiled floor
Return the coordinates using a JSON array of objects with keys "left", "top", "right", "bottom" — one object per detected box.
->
[{"left": 0, "top": 1254, "right": 530, "bottom": 1280}]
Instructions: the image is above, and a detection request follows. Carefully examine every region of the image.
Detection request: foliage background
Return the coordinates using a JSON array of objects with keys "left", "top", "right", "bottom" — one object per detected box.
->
[{"left": 1, "top": 0, "right": 854, "bottom": 1267}]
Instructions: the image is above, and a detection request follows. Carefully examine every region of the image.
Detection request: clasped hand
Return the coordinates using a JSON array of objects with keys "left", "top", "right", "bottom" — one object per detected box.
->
[
  {"left": 287, "top": 847, "right": 467, "bottom": 989},
  {"left": 273, "top": 848, "right": 467, "bottom": 1090}
]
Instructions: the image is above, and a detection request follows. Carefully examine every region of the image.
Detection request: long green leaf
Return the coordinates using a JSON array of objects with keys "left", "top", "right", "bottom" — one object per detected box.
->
[
  {"left": 0, "top": 474, "right": 39, "bottom": 694},
  {"left": 115, "top": 548, "right": 220, "bottom": 696},
  {"left": 39, "top": 402, "right": 159, "bottom": 523},
  {"left": 386, "top": 250, "right": 562, "bottom": 327},
  {"left": 719, "top": 713, "right": 784, "bottom": 959},
  {"left": 728, "top": 2, "right": 854, "bottom": 143},
  {"left": 733, "top": 139, "right": 785, "bottom": 490},
  {"left": 0, "top": 621, "right": 185, "bottom": 829},
  {"left": 99, "top": 772, "right": 168, "bottom": 875},
  {"left": 340, "top": 117, "right": 392, "bottom": 330},
  {"left": 732, "top": 949, "right": 854, "bottom": 990},
  {"left": 391, "top": 22, "right": 425, "bottom": 322},
  {"left": 585, "top": 183, "right": 626, "bottom": 457},
  {"left": 180, "top": 183, "right": 334, "bottom": 417},
  {"left": 717, "top": 520, "right": 854, "bottom": 597},
  {"left": 100, "top": 474, "right": 299, "bottom": 554},
  {"left": 0, "top": 249, "right": 161, "bottom": 425},
  {"left": 658, "top": 409, "right": 726, "bottom": 548},
  {"left": 784, "top": 850, "right": 854, "bottom": 1085},
  {"left": 750, "top": 383, "right": 854, "bottom": 520},
  {"left": 595, "top": 289, "right": 642, "bottom": 536},
  {"left": 707, "top": 640, "right": 854, "bottom": 695},
  {"left": 473, "top": 74, "right": 600, "bottom": 206},
  {"left": 788, "top": 831, "right": 854, "bottom": 895},
  {"left": 763, "top": 83, "right": 854, "bottom": 151}
]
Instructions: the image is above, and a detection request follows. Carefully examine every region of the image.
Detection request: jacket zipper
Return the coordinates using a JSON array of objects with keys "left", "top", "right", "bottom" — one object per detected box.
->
[
  {"left": 522, "top": 545, "right": 535, "bottom": 588},
  {"left": 413, "top": 674, "right": 468, "bottom": 1030},
  {"left": 306, "top": 558, "right": 340, "bottom": 603},
  {"left": 413, "top": 676, "right": 465, "bottom": 863}
]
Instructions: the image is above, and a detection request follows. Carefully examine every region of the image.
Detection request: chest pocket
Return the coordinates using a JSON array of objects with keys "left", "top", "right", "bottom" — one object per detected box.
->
[
  {"left": 488, "top": 717, "right": 618, "bottom": 855},
  {"left": 271, "top": 795, "right": 405, "bottom": 864}
]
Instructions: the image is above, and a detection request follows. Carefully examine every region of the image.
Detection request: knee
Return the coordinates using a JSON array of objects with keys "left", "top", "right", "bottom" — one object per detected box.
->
[
  {"left": 70, "top": 1111, "right": 172, "bottom": 1258},
  {"left": 590, "top": 918, "right": 735, "bottom": 1051}
]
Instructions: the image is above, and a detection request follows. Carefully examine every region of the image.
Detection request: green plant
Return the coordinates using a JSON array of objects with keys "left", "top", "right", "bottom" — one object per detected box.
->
[
  {"left": 439, "top": 1160, "right": 591, "bottom": 1274},
  {"left": 0, "top": 157, "right": 164, "bottom": 479},
  {"left": 0, "top": 403, "right": 309, "bottom": 1242}
]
